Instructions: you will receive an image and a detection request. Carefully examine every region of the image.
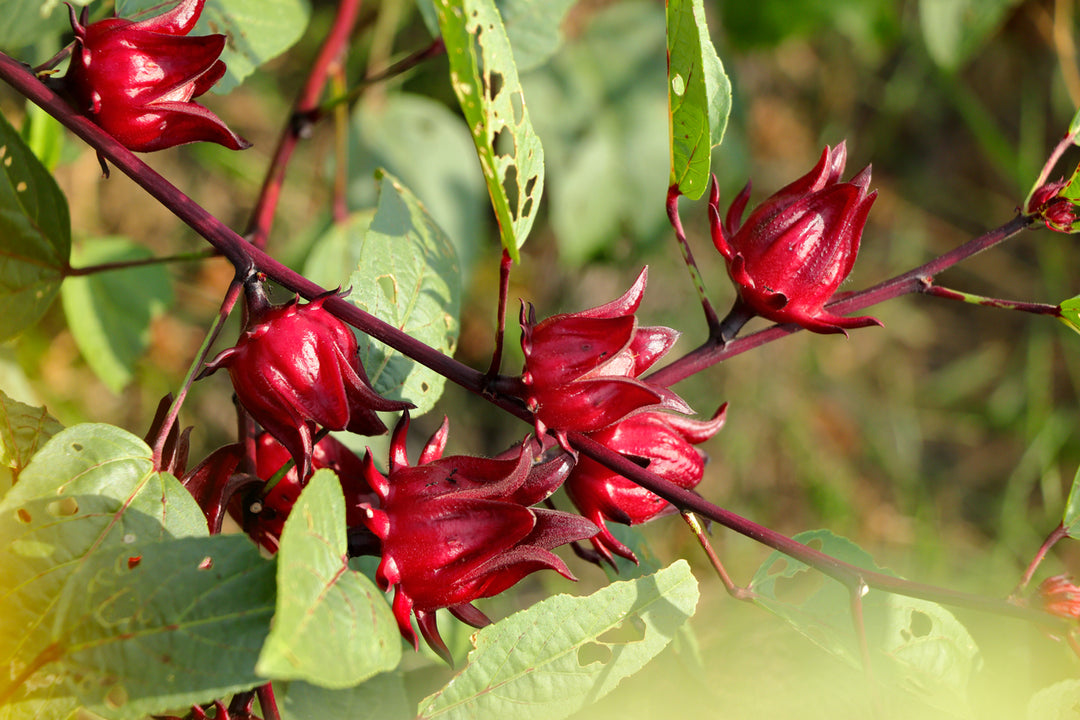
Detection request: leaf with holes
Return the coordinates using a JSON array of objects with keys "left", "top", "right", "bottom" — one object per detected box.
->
[
  {"left": 750, "top": 530, "right": 979, "bottom": 712},
  {"left": 417, "top": 560, "right": 698, "bottom": 720},
  {"left": 0, "top": 388, "right": 62, "bottom": 490},
  {"left": 666, "top": 0, "right": 731, "bottom": 200},
  {"left": 61, "top": 238, "right": 174, "bottom": 393},
  {"left": 50, "top": 534, "right": 275, "bottom": 718},
  {"left": 115, "top": 0, "right": 311, "bottom": 93},
  {"left": 343, "top": 171, "right": 460, "bottom": 416},
  {"left": 0, "top": 109, "right": 70, "bottom": 342},
  {"left": 256, "top": 469, "right": 400, "bottom": 687},
  {"left": 0, "top": 424, "right": 207, "bottom": 716},
  {"left": 434, "top": 0, "right": 544, "bottom": 262},
  {"left": 279, "top": 673, "right": 411, "bottom": 720}
]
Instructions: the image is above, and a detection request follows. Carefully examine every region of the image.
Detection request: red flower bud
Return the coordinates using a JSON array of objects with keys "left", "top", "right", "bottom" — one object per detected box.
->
[
  {"left": 60, "top": 0, "right": 249, "bottom": 152},
  {"left": 359, "top": 414, "right": 598, "bottom": 663},
  {"left": 1039, "top": 574, "right": 1080, "bottom": 620},
  {"left": 1025, "top": 179, "right": 1079, "bottom": 232},
  {"left": 205, "top": 284, "right": 411, "bottom": 480},
  {"left": 519, "top": 267, "right": 692, "bottom": 444},
  {"left": 565, "top": 405, "right": 727, "bottom": 564},
  {"left": 709, "top": 142, "right": 880, "bottom": 335}
]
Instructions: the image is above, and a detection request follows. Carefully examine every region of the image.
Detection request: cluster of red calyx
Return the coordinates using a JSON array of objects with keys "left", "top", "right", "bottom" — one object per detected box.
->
[
  {"left": 358, "top": 413, "right": 598, "bottom": 663},
  {"left": 1025, "top": 179, "right": 1079, "bottom": 232},
  {"left": 58, "top": 0, "right": 249, "bottom": 152},
  {"left": 709, "top": 142, "right": 881, "bottom": 335},
  {"left": 1039, "top": 574, "right": 1080, "bottom": 620}
]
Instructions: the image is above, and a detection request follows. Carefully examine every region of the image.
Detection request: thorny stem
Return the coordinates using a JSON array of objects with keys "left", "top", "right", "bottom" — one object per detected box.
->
[
  {"left": 0, "top": 51, "right": 1067, "bottom": 636},
  {"left": 63, "top": 249, "right": 217, "bottom": 277},
  {"left": 245, "top": 0, "right": 364, "bottom": 249},
  {"left": 681, "top": 512, "right": 753, "bottom": 600},
  {"left": 647, "top": 213, "right": 1037, "bottom": 387},
  {"left": 152, "top": 278, "right": 244, "bottom": 467},
  {"left": 666, "top": 185, "right": 721, "bottom": 331},
  {"left": 920, "top": 282, "right": 1062, "bottom": 316},
  {"left": 1013, "top": 522, "right": 1070, "bottom": 596}
]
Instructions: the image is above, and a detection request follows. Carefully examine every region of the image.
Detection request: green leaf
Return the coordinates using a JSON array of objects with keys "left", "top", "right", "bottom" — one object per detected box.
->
[
  {"left": 20, "top": 102, "right": 66, "bottom": 173},
  {"left": 256, "top": 470, "right": 400, "bottom": 687},
  {"left": 342, "top": 172, "right": 461, "bottom": 416},
  {"left": 666, "top": 0, "right": 731, "bottom": 200},
  {"left": 1059, "top": 294, "right": 1080, "bottom": 336},
  {"left": 279, "top": 674, "right": 412, "bottom": 720},
  {"left": 0, "top": 388, "right": 62, "bottom": 488},
  {"left": 0, "top": 424, "right": 208, "bottom": 716},
  {"left": 1027, "top": 679, "right": 1080, "bottom": 720},
  {"left": 0, "top": 110, "right": 70, "bottom": 341},
  {"left": 60, "top": 238, "right": 174, "bottom": 394},
  {"left": 435, "top": 0, "right": 545, "bottom": 262},
  {"left": 751, "top": 530, "right": 979, "bottom": 712},
  {"left": 417, "top": 560, "right": 699, "bottom": 720},
  {"left": 347, "top": 92, "right": 488, "bottom": 274},
  {"left": 918, "top": 0, "right": 1023, "bottom": 71},
  {"left": 115, "top": 0, "right": 311, "bottom": 93},
  {"left": 52, "top": 534, "right": 275, "bottom": 718},
  {"left": 1062, "top": 465, "right": 1080, "bottom": 535},
  {"left": 0, "top": 2, "right": 71, "bottom": 53}
]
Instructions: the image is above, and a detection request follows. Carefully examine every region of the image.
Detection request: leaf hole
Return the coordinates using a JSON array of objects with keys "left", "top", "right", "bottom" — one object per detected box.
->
[
  {"left": 525, "top": 174, "right": 538, "bottom": 196},
  {"left": 908, "top": 610, "right": 932, "bottom": 638},
  {"left": 104, "top": 684, "right": 128, "bottom": 709},
  {"left": 577, "top": 642, "right": 612, "bottom": 666},
  {"left": 521, "top": 197, "right": 533, "bottom": 217},
  {"left": 47, "top": 497, "right": 79, "bottom": 517},
  {"left": 502, "top": 165, "right": 520, "bottom": 220},
  {"left": 487, "top": 71, "right": 504, "bottom": 101},
  {"left": 598, "top": 616, "right": 646, "bottom": 645},
  {"left": 71, "top": 442, "right": 84, "bottom": 452},
  {"left": 493, "top": 126, "right": 514, "bottom": 159},
  {"left": 378, "top": 275, "right": 397, "bottom": 303},
  {"left": 511, "top": 91, "right": 524, "bottom": 125},
  {"left": 198, "top": 556, "right": 214, "bottom": 570},
  {"left": 773, "top": 568, "right": 823, "bottom": 605},
  {"left": 127, "top": 556, "right": 141, "bottom": 570},
  {"left": 16, "top": 508, "right": 32, "bottom": 523},
  {"left": 421, "top": 381, "right": 430, "bottom": 392}
]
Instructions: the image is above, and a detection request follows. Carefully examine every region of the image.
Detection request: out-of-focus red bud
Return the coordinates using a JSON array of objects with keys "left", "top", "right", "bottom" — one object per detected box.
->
[{"left": 1039, "top": 574, "right": 1080, "bottom": 620}]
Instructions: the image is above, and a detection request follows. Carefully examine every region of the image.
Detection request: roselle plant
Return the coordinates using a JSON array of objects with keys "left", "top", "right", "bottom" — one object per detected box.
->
[{"left": 4, "top": 0, "right": 1080, "bottom": 719}]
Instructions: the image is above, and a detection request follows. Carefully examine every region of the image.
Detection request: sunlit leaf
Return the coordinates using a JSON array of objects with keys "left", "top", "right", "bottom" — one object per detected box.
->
[
  {"left": 1058, "top": 294, "right": 1080, "bottom": 336},
  {"left": 417, "top": 560, "right": 699, "bottom": 720},
  {"left": 60, "top": 238, "right": 174, "bottom": 394},
  {"left": 343, "top": 172, "right": 461, "bottom": 416},
  {"left": 0, "top": 110, "right": 69, "bottom": 341},
  {"left": 116, "top": 0, "right": 311, "bottom": 93},
  {"left": 435, "top": 0, "right": 544, "bottom": 262},
  {"left": 279, "top": 674, "right": 411, "bottom": 720},
  {"left": 666, "top": 0, "right": 731, "bottom": 200},
  {"left": 0, "top": 424, "right": 207, "bottom": 716},
  {"left": 0, "top": 388, "right": 62, "bottom": 490},
  {"left": 256, "top": 470, "right": 400, "bottom": 687},
  {"left": 1026, "top": 679, "right": 1080, "bottom": 720},
  {"left": 0, "top": 2, "right": 72, "bottom": 53}
]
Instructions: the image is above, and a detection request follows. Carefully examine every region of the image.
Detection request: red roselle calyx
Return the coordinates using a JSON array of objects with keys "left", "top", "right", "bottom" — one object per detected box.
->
[
  {"left": 1039, "top": 574, "right": 1080, "bottom": 620},
  {"left": 519, "top": 267, "right": 692, "bottom": 445},
  {"left": 709, "top": 141, "right": 881, "bottom": 336},
  {"left": 1025, "top": 179, "right": 1079, "bottom": 232},
  {"left": 204, "top": 281, "right": 411, "bottom": 480},
  {"left": 359, "top": 413, "right": 597, "bottom": 664},
  {"left": 58, "top": 0, "right": 249, "bottom": 152},
  {"left": 565, "top": 405, "right": 727, "bottom": 564}
]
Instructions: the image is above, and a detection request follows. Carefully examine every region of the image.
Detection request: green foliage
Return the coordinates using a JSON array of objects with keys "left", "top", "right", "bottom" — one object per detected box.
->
[
  {"left": 1027, "top": 680, "right": 1080, "bottom": 720},
  {"left": 665, "top": 0, "right": 730, "bottom": 200},
  {"left": 1059, "top": 294, "right": 1080, "bottom": 337},
  {"left": 0, "top": 110, "right": 69, "bottom": 342},
  {"left": 918, "top": 0, "right": 1023, "bottom": 70},
  {"left": 335, "top": 172, "right": 461, "bottom": 416},
  {"left": 0, "top": 388, "right": 61, "bottom": 489},
  {"left": 278, "top": 674, "right": 411, "bottom": 720},
  {"left": 256, "top": 469, "right": 401, "bottom": 687},
  {"left": 115, "top": 0, "right": 311, "bottom": 93},
  {"left": 435, "top": 0, "right": 544, "bottom": 262},
  {"left": 1062, "top": 465, "right": 1080, "bottom": 536},
  {"left": 417, "top": 560, "right": 699, "bottom": 720},
  {"left": 0, "top": 2, "right": 71, "bottom": 54},
  {"left": 751, "top": 530, "right": 980, "bottom": 713},
  {"left": 60, "top": 238, "right": 175, "bottom": 394}
]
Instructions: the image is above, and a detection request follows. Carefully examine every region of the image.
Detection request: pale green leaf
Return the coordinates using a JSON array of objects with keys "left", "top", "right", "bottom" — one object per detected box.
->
[
  {"left": 1059, "top": 295, "right": 1080, "bottom": 336},
  {"left": 343, "top": 172, "right": 461, "bottom": 416},
  {"left": 918, "top": 0, "right": 1023, "bottom": 71},
  {"left": 115, "top": 0, "right": 311, "bottom": 93},
  {"left": 751, "top": 530, "right": 979, "bottom": 712},
  {"left": 435, "top": 0, "right": 545, "bottom": 262},
  {"left": 666, "top": 0, "right": 731, "bottom": 200},
  {"left": 0, "top": 2, "right": 72, "bottom": 53},
  {"left": 0, "top": 424, "right": 207, "bottom": 716},
  {"left": 1063, "top": 465, "right": 1080, "bottom": 536},
  {"left": 0, "top": 110, "right": 69, "bottom": 341},
  {"left": 0, "top": 388, "right": 62, "bottom": 487},
  {"left": 256, "top": 470, "right": 400, "bottom": 687},
  {"left": 1026, "top": 679, "right": 1080, "bottom": 720},
  {"left": 279, "top": 674, "right": 411, "bottom": 720},
  {"left": 52, "top": 535, "right": 275, "bottom": 719},
  {"left": 61, "top": 238, "right": 174, "bottom": 394},
  {"left": 417, "top": 560, "right": 699, "bottom": 720}
]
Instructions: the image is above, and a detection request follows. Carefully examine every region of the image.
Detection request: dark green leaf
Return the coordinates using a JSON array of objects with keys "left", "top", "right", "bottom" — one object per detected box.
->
[
  {"left": 417, "top": 560, "right": 699, "bottom": 720},
  {"left": 256, "top": 470, "right": 400, "bottom": 687},
  {"left": 0, "top": 424, "right": 207, "bottom": 716},
  {"left": 60, "top": 238, "right": 174, "bottom": 393},
  {"left": 0, "top": 388, "right": 62, "bottom": 488},
  {"left": 115, "top": 0, "right": 311, "bottom": 93},
  {"left": 279, "top": 674, "right": 411, "bottom": 720},
  {"left": 0, "top": 110, "right": 70, "bottom": 341},
  {"left": 343, "top": 172, "right": 461, "bottom": 416},
  {"left": 1063, "top": 465, "right": 1080, "bottom": 536},
  {"left": 435, "top": 0, "right": 545, "bottom": 262},
  {"left": 918, "top": 0, "right": 1023, "bottom": 71},
  {"left": 666, "top": 0, "right": 731, "bottom": 199},
  {"left": 1059, "top": 294, "right": 1080, "bottom": 336},
  {"left": 53, "top": 535, "right": 275, "bottom": 718},
  {"left": 751, "top": 530, "right": 979, "bottom": 712}
]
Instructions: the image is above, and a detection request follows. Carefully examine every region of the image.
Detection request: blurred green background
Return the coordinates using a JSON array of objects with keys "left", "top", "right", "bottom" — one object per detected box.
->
[{"left": 4, "top": 0, "right": 1080, "bottom": 716}]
